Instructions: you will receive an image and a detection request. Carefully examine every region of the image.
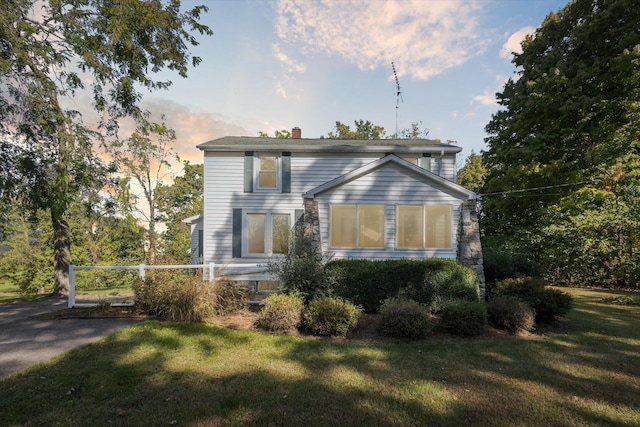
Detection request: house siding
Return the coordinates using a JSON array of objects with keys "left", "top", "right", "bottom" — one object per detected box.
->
[{"left": 202, "top": 151, "right": 459, "bottom": 266}]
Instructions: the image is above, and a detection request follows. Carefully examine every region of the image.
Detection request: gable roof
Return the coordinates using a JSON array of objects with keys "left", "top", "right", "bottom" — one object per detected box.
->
[
  {"left": 197, "top": 136, "right": 462, "bottom": 154},
  {"left": 302, "top": 155, "right": 477, "bottom": 200}
]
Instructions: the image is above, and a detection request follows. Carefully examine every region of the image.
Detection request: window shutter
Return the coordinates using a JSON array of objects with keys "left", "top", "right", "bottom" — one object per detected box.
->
[
  {"left": 295, "top": 209, "right": 304, "bottom": 226},
  {"left": 232, "top": 208, "right": 242, "bottom": 257},
  {"left": 197, "top": 229, "right": 203, "bottom": 260},
  {"left": 244, "top": 152, "right": 254, "bottom": 193},
  {"left": 282, "top": 152, "right": 291, "bottom": 193},
  {"left": 421, "top": 153, "right": 432, "bottom": 171}
]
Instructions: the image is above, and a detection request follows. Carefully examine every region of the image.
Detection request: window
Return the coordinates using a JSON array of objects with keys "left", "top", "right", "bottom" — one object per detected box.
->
[
  {"left": 245, "top": 212, "right": 291, "bottom": 256},
  {"left": 256, "top": 154, "right": 278, "bottom": 189},
  {"left": 330, "top": 204, "right": 384, "bottom": 248},
  {"left": 396, "top": 205, "right": 452, "bottom": 249}
]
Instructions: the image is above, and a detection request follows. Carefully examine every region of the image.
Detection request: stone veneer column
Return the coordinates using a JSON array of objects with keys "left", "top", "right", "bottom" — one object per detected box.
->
[
  {"left": 459, "top": 199, "right": 486, "bottom": 299},
  {"left": 303, "top": 198, "right": 322, "bottom": 253}
]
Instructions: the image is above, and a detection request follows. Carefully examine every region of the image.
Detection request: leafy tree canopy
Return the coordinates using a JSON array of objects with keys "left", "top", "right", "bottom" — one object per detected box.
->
[
  {"left": 326, "top": 120, "right": 386, "bottom": 140},
  {"left": 481, "top": 0, "right": 640, "bottom": 287},
  {"left": 0, "top": 0, "right": 211, "bottom": 295}
]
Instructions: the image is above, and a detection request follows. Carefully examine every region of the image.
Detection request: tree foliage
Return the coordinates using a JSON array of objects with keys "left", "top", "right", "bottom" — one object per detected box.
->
[
  {"left": 456, "top": 151, "right": 487, "bottom": 193},
  {"left": 0, "top": 0, "right": 211, "bottom": 295},
  {"left": 481, "top": 0, "right": 640, "bottom": 288},
  {"left": 326, "top": 120, "right": 386, "bottom": 140},
  {"left": 156, "top": 162, "right": 204, "bottom": 263}
]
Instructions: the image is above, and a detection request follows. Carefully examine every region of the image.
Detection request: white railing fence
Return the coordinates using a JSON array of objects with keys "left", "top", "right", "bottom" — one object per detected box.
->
[{"left": 68, "top": 263, "right": 268, "bottom": 308}]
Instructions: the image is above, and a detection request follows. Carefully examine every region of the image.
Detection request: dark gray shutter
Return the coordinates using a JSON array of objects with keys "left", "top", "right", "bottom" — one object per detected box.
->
[
  {"left": 197, "top": 229, "right": 203, "bottom": 260},
  {"left": 244, "top": 152, "right": 253, "bottom": 193},
  {"left": 232, "top": 208, "right": 242, "bottom": 257},
  {"left": 282, "top": 152, "right": 291, "bottom": 193}
]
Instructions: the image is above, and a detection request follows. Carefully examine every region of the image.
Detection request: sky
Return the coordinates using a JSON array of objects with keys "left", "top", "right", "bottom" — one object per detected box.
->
[{"left": 137, "top": 0, "right": 571, "bottom": 168}]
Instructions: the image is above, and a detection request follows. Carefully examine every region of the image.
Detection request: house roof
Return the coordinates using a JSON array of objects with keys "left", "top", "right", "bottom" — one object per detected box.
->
[
  {"left": 197, "top": 136, "right": 462, "bottom": 154},
  {"left": 182, "top": 214, "right": 204, "bottom": 224},
  {"left": 302, "top": 154, "right": 478, "bottom": 200}
]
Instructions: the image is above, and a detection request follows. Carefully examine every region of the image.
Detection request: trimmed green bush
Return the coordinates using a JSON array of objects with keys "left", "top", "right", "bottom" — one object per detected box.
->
[
  {"left": 439, "top": 300, "right": 487, "bottom": 336},
  {"left": 303, "top": 296, "right": 362, "bottom": 337},
  {"left": 487, "top": 296, "right": 535, "bottom": 333},
  {"left": 493, "top": 277, "right": 572, "bottom": 322},
  {"left": 255, "top": 293, "right": 304, "bottom": 332},
  {"left": 379, "top": 298, "right": 430, "bottom": 339},
  {"left": 326, "top": 259, "right": 480, "bottom": 312}
]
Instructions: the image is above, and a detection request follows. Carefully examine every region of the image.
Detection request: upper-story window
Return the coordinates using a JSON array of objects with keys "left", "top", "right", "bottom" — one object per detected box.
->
[
  {"left": 256, "top": 154, "right": 278, "bottom": 189},
  {"left": 244, "top": 151, "right": 291, "bottom": 193}
]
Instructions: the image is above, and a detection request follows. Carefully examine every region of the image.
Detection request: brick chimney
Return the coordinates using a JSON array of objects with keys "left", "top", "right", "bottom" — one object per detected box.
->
[{"left": 292, "top": 127, "right": 301, "bottom": 139}]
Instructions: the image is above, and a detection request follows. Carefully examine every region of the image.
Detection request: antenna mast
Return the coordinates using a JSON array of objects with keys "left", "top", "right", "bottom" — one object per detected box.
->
[{"left": 392, "top": 62, "right": 403, "bottom": 136}]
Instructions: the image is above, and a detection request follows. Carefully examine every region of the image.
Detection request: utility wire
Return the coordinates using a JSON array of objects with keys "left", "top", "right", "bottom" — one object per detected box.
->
[{"left": 479, "top": 180, "right": 598, "bottom": 197}]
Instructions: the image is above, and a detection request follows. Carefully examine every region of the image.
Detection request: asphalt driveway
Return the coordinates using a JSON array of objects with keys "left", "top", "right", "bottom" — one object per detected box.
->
[{"left": 0, "top": 298, "right": 141, "bottom": 379}]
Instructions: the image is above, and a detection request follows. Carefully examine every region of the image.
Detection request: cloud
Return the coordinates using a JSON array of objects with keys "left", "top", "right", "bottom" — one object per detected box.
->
[
  {"left": 500, "top": 26, "right": 535, "bottom": 59},
  {"left": 472, "top": 93, "right": 496, "bottom": 106},
  {"left": 274, "top": 0, "right": 487, "bottom": 80},
  {"left": 142, "top": 99, "right": 253, "bottom": 164},
  {"left": 272, "top": 43, "right": 307, "bottom": 73},
  {"left": 471, "top": 74, "right": 509, "bottom": 106}
]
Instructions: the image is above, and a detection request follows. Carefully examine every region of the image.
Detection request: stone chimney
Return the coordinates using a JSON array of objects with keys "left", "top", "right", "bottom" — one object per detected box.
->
[{"left": 292, "top": 127, "right": 301, "bottom": 139}]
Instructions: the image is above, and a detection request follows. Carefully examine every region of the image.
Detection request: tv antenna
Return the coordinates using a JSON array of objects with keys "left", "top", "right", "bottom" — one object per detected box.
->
[{"left": 392, "top": 62, "right": 403, "bottom": 136}]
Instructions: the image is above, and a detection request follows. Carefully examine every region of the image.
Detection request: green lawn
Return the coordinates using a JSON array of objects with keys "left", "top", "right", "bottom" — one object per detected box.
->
[{"left": 1, "top": 288, "right": 639, "bottom": 426}]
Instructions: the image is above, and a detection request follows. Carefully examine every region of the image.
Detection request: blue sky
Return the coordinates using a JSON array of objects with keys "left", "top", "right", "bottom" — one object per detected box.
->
[{"left": 141, "top": 0, "right": 571, "bottom": 167}]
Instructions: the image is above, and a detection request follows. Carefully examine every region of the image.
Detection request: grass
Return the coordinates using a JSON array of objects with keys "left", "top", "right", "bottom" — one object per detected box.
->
[
  {"left": 0, "top": 281, "right": 49, "bottom": 304},
  {"left": 1, "top": 288, "right": 639, "bottom": 426}
]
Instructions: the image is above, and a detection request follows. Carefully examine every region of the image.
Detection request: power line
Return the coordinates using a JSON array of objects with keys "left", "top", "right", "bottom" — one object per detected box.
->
[{"left": 479, "top": 180, "right": 598, "bottom": 197}]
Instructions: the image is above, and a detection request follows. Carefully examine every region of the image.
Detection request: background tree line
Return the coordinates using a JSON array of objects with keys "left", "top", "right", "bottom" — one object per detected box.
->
[{"left": 458, "top": 0, "right": 640, "bottom": 289}]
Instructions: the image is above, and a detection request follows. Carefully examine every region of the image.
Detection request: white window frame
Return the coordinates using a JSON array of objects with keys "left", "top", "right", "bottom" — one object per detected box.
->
[
  {"left": 254, "top": 153, "right": 281, "bottom": 191},
  {"left": 329, "top": 204, "right": 385, "bottom": 249},
  {"left": 395, "top": 204, "right": 453, "bottom": 249},
  {"left": 242, "top": 210, "right": 292, "bottom": 257}
]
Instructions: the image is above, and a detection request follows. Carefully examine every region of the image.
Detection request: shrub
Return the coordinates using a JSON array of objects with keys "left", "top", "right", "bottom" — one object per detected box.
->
[
  {"left": 326, "top": 259, "right": 479, "bottom": 312},
  {"left": 420, "top": 267, "right": 480, "bottom": 312},
  {"left": 439, "top": 300, "right": 487, "bottom": 336},
  {"left": 487, "top": 296, "right": 535, "bottom": 333},
  {"left": 378, "top": 298, "right": 430, "bottom": 339},
  {"left": 212, "top": 281, "right": 248, "bottom": 314},
  {"left": 133, "top": 270, "right": 248, "bottom": 322},
  {"left": 303, "top": 296, "right": 362, "bottom": 337},
  {"left": 493, "top": 277, "right": 573, "bottom": 322},
  {"left": 267, "top": 224, "right": 332, "bottom": 302},
  {"left": 255, "top": 293, "right": 304, "bottom": 332}
]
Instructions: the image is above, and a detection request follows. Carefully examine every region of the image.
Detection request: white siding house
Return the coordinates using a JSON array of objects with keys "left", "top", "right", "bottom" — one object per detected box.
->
[{"left": 194, "top": 131, "right": 480, "bottom": 283}]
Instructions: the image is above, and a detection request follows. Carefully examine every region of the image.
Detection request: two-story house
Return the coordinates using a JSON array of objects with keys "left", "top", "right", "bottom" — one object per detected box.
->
[{"left": 187, "top": 128, "right": 484, "bottom": 295}]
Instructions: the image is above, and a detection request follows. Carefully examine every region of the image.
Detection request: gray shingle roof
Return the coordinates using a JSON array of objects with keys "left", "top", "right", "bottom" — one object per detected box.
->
[{"left": 197, "top": 136, "right": 462, "bottom": 154}]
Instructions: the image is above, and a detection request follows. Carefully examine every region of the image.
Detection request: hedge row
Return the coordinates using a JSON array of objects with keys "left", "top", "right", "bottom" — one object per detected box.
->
[{"left": 326, "top": 259, "right": 480, "bottom": 312}]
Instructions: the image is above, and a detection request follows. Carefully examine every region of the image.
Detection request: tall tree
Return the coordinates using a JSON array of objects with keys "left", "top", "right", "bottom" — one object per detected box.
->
[
  {"left": 156, "top": 162, "right": 203, "bottom": 263},
  {"left": 326, "top": 120, "right": 386, "bottom": 140},
  {"left": 457, "top": 151, "right": 487, "bottom": 193},
  {"left": 0, "top": 0, "right": 211, "bottom": 296},
  {"left": 108, "top": 121, "right": 176, "bottom": 264},
  {"left": 482, "top": 0, "right": 640, "bottom": 285}
]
